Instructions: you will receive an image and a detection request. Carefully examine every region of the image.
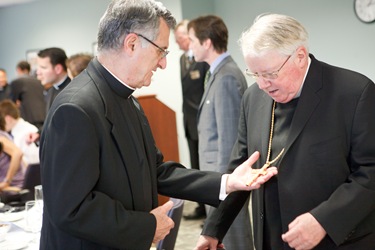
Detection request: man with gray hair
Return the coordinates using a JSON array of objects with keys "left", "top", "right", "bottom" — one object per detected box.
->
[
  {"left": 196, "top": 13, "right": 375, "bottom": 250},
  {"left": 39, "top": 1, "right": 278, "bottom": 249}
]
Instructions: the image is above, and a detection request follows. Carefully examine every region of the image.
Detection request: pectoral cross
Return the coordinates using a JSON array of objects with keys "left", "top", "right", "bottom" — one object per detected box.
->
[{"left": 246, "top": 148, "right": 284, "bottom": 186}]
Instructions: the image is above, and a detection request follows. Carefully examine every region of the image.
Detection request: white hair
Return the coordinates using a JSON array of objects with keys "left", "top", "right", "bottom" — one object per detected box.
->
[{"left": 239, "top": 13, "right": 309, "bottom": 57}]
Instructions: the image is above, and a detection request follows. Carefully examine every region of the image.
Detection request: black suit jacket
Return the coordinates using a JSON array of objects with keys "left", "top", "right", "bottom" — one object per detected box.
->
[
  {"left": 203, "top": 55, "right": 375, "bottom": 249},
  {"left": 180, "top": 54, "right": 209, "bottom": 140},
  {"left": 10, "top": 76, "right": 46, "bottom": 125},
  {"left": 40, "top": 59, "right": 222, "bottom": 250}
]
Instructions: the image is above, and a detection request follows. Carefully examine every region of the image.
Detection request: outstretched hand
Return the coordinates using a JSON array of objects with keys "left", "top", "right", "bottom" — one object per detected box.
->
[
  {"left": 150, "top": 200, "right": 175, "bottom": 243},
  {"left": 226, "top": 151, "right": 278, "bottom": 194}
]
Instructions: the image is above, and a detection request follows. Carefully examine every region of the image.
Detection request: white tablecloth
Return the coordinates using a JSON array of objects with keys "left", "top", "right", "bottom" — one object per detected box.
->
[{"left": 0, "top": 211, "right": 40, "bottom": 250}]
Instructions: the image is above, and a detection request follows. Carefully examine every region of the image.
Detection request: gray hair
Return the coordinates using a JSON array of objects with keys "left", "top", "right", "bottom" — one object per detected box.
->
[
  {"left": 239, "top": 13, "right": 309, "bottom": 57},
  {"left": 97, "top": 0, "right": 176, "bottom": 52}
]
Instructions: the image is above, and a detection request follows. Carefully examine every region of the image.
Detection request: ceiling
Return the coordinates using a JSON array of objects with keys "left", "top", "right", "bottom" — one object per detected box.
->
[{"left": 0, "top": 0, "right": 36, "bottom": 8}]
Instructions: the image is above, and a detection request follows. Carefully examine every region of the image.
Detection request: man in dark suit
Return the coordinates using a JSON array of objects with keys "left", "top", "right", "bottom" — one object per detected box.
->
[
  {"left": 174, "top": 19, "right": 209, "bottom": 220},
  {"left": 36, "top": 47, "right": 71, "bottom": 112},
  {"left": 196, "top": 13, "right": 375, "bottom": 250},
  {"left": 39, "top": 1, "right": 278, "bottom": 250},
  {"left": 10, "top": 60, "right": 46, "bottom": 131},
  {"left": 25, "top": 47, "right": 71, "bottom": 142}
]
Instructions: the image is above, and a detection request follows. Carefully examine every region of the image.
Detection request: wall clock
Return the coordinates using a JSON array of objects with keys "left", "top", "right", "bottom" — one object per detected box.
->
[{"left": 354, "top": 0, "right": 375, "bottom": 23}]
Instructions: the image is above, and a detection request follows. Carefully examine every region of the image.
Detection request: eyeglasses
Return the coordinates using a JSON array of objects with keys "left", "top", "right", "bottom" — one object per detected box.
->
[
  {"left": 134, "top": 33, "right": 169, "bottom": 58},
  {"left": 245, "top": 54, "right": 292, "bottom": 80}
]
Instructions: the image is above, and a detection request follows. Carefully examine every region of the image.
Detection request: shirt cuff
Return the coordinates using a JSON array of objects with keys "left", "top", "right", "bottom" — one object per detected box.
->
[{"left": 219, "top": 174, "right": 229, "bottom": 200}]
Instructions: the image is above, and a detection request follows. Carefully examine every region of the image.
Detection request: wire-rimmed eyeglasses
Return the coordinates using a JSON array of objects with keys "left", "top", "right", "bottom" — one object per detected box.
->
[
  {"left": 245, "top": 54, "right": 292, "bottom": 80},
  {"left": 134, "top": 33, "right": 169, "bottom": 58}
]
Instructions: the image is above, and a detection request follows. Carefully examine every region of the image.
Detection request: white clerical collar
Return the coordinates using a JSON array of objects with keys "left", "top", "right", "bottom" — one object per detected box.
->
[{"left": 294, "top": 56, "right": 311, "bottom": 98}]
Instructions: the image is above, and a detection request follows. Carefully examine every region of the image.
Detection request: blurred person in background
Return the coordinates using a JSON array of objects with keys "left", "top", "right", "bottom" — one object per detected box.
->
[
  {"left": 66, "top": 53, "right": 93, "bottom": 79},
  {"left": 0, "top": 69, "right": 11, "bottom": 101},
  {"left": 26, "top": 47, "right": 71, "bottom": 143},
  {"left": 36, "top": 47, "right": 71, "bottom": 111},
  {"left": 10, "top": 60, "right": 46, "bottom": 131},
  {"left": 0, "top": 100, "right": 40, "bottom": 165},
  {"left": 0, "top": 111, "right": 24, "bottom": 192}
]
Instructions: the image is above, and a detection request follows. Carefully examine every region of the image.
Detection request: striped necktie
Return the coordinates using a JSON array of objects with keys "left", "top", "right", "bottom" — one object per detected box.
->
[{"left": 204, "top": 70, "right": 211, "bottom": 89}]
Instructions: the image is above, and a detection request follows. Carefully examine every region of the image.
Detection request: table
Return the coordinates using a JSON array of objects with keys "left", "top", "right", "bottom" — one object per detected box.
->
[{"left": 0, "top": 211, "right": 40, "bottom": 250}]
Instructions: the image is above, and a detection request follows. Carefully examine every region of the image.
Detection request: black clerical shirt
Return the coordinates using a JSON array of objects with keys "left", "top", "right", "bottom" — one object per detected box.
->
[
  {"left": 95, "top": 61, "right": 154, "bottom": 210},
  {"left": 263, "top": 98, "right": 299, "bottom": 250}
]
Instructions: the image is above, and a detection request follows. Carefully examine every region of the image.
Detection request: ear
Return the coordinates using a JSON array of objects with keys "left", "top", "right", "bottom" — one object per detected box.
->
[
  {"left": 53, "top": 64, "right": 64, "bottom": 75},
  {"left": 202, "top": 38, "right": 212, "bottom": 50},
  {"left": 123, "top": 33, "right": 138, "bottom": 56},
  {"left": 296, "top": 46, "right": 308, "bottom": 61},
  {"left": 295, "top": 46, "right": 308, "bottom": 67}
]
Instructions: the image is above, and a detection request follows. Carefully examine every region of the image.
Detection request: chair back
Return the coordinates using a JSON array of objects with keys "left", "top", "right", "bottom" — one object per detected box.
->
[
  {"left": 156, "top": 198, "right": 184, "bottom": 250},
  {"left": 21, "top": 163, "right": 41, "bottom": 201}
]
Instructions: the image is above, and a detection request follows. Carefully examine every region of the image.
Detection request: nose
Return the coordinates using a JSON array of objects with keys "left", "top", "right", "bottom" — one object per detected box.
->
[
  {"left": 256, "top": 77, "right": 272, "bottom": 90},
  {"left": 158, "top": 56, "right": 167, "bottom": 69}
]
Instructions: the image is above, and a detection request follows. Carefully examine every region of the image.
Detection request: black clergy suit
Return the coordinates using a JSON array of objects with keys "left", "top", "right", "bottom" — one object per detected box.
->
[
  {"left": 202, "top": 55, "right": 375, "bottom": 249},
  {"left": 39, "top": 58, "right": 223, "bottom": 250}
]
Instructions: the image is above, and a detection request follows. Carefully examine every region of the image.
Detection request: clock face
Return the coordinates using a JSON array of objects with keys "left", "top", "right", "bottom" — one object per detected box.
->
[{"left": 355, "top": 0, "right": 375, "bottom": 23}]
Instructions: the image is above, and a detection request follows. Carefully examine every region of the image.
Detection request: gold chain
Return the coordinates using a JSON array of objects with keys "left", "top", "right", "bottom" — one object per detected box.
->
[
  {"left": 246, "top": 101, "right": 284, "bottom": 186},
  {"left": 265, "top": 101, "right": 276, "bottom": 163}
]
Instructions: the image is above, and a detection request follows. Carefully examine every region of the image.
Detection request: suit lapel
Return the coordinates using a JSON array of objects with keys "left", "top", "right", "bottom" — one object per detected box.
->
[{"left": 282, "top": 55, "right": 322, "bottom": 161}]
